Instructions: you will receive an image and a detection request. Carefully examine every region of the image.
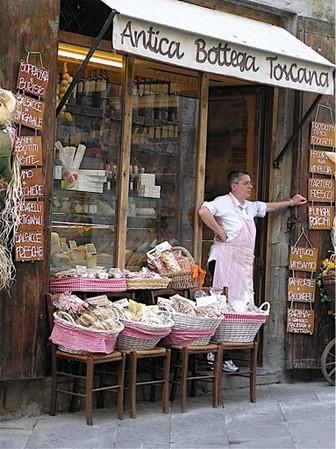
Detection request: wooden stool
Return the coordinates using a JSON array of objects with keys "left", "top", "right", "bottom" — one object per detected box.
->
[
  {"left": 169, "top": 343, "right": 222, "bottom": 412},
  {"left": 123, "top": 347, "right": 171, "bottom": 418},
  {"left": 217, "top": 341, "right": 258, "bottom": 405},
  {"left": 46, "top": 294, "right": 126, "bottom": 426}
]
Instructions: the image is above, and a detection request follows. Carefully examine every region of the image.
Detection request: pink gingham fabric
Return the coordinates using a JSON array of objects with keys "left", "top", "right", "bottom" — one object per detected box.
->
[
  {"left": 120, "top": 322, "right": 171, "bottom": 340},
  {"left": 166, "top": 327, "right": 215, "bottom": 346},
  {"left": 49, "top": 277, "right": 127, "bottom": 293},
  {"left": 223, "top": 313, "right": 267, "bottom": 324},
  {"left": 50, "top": 318, "right": 120, "bottom": 353}
]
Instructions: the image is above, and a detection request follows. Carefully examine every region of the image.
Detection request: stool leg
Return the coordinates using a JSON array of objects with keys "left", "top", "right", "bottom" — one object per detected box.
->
[
  {"left": 50, "top": 346, "right": 57, "bottom": 416},
  {"left": 149, "top": 358, "right": 157, "bottom": 402},
  {"left": 117, "top": 354, "right": 125, "bottom": 420},
  {"left": 250, "top": 342, "right": 258, "bottom": 403},
  {"left": 216, "top": 346, "right": 224, "bottom": 406},
  {"left": 129, "top": 352, "right": 137, "bottom": 418},
  {"left": 85, "top": 356, "right": 94, "bottom": 426},
  {"left": 170, "top": 351, "right": 179, "bottom": 401},
  {"left": 180, "top": 348, "right": 189, "bottom": 413},
  {"left": 213, "top": 347, "right": 222, "bottom": 408},
  {"left": 162, "top": 349, "right": 171, "bottom": 414}
]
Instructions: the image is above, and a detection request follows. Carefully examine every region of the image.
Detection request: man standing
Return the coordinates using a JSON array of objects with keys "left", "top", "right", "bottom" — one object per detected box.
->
[{"left": 199, "top": 170, "right": 307, "bottom": 308}]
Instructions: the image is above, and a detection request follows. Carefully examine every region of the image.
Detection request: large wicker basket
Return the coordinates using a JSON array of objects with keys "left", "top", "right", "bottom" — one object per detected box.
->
[
  {"left": 126, "top": 277, "right": 171, "bottom": 290},
  {"left": 50, "top": 311, "right": 124, "bottom": 354},
  {"left": 116, "top": 319, "right": 173, "bottom": 350},
  {"left": 212, "top": 302, "right": 270, "bottom": 343}
]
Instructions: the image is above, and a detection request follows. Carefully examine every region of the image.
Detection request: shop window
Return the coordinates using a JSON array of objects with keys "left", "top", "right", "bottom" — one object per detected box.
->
[
  {"left": 125, "top": 60, "right": 199, "bottom": 270},
  {"left": 50, "top": 46, "right": 124, "bottom": 273}
]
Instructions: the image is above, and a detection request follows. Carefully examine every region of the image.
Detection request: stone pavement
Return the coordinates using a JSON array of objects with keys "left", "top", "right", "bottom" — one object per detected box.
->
[{"left": 0, "top": 381, "right": 334, "bottom": 449}]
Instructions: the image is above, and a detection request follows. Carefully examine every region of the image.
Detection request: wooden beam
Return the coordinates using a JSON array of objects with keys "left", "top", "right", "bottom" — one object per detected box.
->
[
  {"left": 115, "top": 56, "right": 134, "bottom": 269},
  {"left": 193, "top": 72, "right": 209, "bottom": 264}
]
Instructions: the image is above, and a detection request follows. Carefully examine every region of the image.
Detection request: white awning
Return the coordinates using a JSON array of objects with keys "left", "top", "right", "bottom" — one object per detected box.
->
[{"left": 102, "top": 0, "right": 334, "bottom": 95}]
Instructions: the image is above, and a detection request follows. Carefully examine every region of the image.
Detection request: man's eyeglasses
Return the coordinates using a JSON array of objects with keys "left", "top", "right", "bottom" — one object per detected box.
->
[{"left": 233, "top": 181, "right": 254, "bottom": 187}]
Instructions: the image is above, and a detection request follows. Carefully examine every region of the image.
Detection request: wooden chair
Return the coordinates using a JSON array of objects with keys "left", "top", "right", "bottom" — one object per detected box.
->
[
  {"left": 123, "top": 347, "right": 171, "bottom": 418},
  {"left": 46, "top": 293, "right": 126, "bottom": 425},
  {"left": 151, "top": 287, "right": 223, "bottom": 411},
  {"left": 217, "top": 341, "right": 258, "bottom": 404}
]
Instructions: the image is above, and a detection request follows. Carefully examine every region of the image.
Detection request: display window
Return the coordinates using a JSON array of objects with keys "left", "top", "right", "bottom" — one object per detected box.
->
[
  {"left": 50, "top": 44, "right": 124, "bottom": 273},
  {"left": 125, "top": 60, "right": 200, "bottom": 270}
]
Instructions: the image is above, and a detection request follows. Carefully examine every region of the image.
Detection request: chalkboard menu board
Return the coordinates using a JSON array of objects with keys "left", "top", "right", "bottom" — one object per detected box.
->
[
  {"left": 20, "top": 167, "right": 44, "bottom": 198},
  {"left": 16, "top": 60, "right": 49, "bottom": 98},
  {"left": 15, "top": 231, "right": 44, "bottom": 261},
  {"left": 309, "top": 149, "right": 335, "bottom": 175},
  {"left": 310, "top": 121, "right": 336, "bottom": 148},
  {"left": 18, "top": 201, "right": 44, "bottom": 231},
  {"left": 307, "top": 178, "right": 335, "bottom": 203},
  {"left": 15, "top": 93, "right": 45, "bottom": 131},
  {"left": 289, "top": 246, "right": 318, "bottom": 272},
  {"left": 15, "top": 136, "right": 42, "bottom": 166},
  {"left": 308, "top": 205, "right": 334, "bottom": 230}
]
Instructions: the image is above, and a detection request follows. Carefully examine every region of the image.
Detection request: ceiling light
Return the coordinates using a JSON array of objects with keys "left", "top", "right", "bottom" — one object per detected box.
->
[{"left": 58, "top": 43, "right": 123, "bottom": 68}]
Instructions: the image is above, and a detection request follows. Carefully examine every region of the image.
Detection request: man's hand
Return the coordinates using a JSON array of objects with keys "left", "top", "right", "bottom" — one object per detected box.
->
[
  {"left": 215, "top": 230, "right": 227, "bottom": 242},
  {"left": 291, "top": 194, "right": 307, "bottom": 206}
]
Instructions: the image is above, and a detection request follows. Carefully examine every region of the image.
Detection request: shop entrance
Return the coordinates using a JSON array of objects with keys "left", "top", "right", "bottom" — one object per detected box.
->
[{"left": 202, "top": 85, "right": 273, "bottom": 308}]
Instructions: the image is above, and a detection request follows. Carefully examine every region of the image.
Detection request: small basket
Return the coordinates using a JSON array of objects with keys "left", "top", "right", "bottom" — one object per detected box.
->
[
  {"left": 212, "top": 302, "right": 270, "bottom": 343},
  {"left": 50, "top": 311, "right": 124, "bottom": 354},
  {"left": 116, "top": 319, "right": 173, "bottom": 350},
  {"left": 126, "top": 277, "right": 170, "bottom": 290},
  {"left": 49, "top": 277, "right": 127, "bottom": 293}
]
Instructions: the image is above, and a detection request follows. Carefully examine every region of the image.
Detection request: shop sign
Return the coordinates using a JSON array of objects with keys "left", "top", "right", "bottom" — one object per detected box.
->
[
  {"left": 14, "top": 135, "right": 42, "bottom": 166},
  {"left": 289, "top": 246, "right": 318, "bottom": 272},
  {"left": 310, "top": 122, "right": 336, "bottom": 148},
  {"left": 15, "top": 93, "right": 45, "bottom": 131},
  {"left": 309, "top": 149, "right": 335, "bottom": 175},
  {"left": 308, "top": 178, "right": 335, "bottom": 203},
  {"left": 16, "top": 60, "right": 49, "bottom": 98},
  {"left": 20, "top": 167, "right": 44, "bottom": 198},
  {"left": 308, "top": 205, "right": 334, "bottom": 230},
  {"left": 288, "top": 277, "right": 316, "bottom": 303},
  {"left": 15, "top": 231, "right": 44, "bottom": 261},
  {"left": 287, "top": 308, "right": 314, "bottom": 335},
  {"left": 18, "top": 201, "right": 44, "bottom": 231},
  {"left": 112, "top": 17, "right": 334, "bottom": 95}
]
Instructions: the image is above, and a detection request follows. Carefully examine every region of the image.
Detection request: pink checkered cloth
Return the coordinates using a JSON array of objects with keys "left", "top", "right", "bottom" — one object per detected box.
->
[
  {"left": 222, "top": 313, "right": 267, "bottom": 323},
  {"left": 50, "top": 318, "right": 120, "bottom": 353},
  {"left": 120, "top": 322, "right": 171, "bottom": 340},
  {"left": 49, "top": 277, "right": 127, "bottom": 293},
  {"left": 165, "top": 327, "right": 215, "bottom": 346}
]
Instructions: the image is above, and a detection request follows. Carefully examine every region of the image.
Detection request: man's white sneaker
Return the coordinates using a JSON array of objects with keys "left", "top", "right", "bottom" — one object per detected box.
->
[
  {"left": 222, "top": 359, "right": 239, "bottom": 372},
  {"left": 207, "top": 353, "right": 215, "bottom": 365}
]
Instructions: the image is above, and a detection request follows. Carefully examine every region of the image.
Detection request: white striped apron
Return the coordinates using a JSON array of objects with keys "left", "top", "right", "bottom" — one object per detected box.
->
[{"left": 212, "top": 201, "right": 256, "bottom": 306}]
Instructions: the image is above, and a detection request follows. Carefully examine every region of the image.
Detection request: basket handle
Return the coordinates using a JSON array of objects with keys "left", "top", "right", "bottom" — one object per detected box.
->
[
  {"left": 56, "top": 311, "right": 76, "bottom": 323},
  {"left": 172, "top": 246, "right": 194, "bottom": 263},
  {"left": 259, "top": 302, "right": 270, "bottom": 314},
  {"left": 157, "top": 298, "right": 176, "bottom": 315}
]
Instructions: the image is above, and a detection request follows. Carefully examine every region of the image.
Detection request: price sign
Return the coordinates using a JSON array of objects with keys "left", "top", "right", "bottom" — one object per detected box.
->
[
  {"left": 310, "top": 121, "right": 336, "bottom": 148},
  {"left": 20, "top": 167, "right": 44, "bottom": 198},
  {"left": 308, "top": 205, "right": 334, "bottom": 230},
  {"left": 289, "top": 246, "right": 318, "bottom": 272},
  {"left": 15, "top": 93, "right": 45, "bottom": 131},
  {"left": 308, "top": 178, "right": 335, "bottom": 203},
  {"left": 288, "top": 277, "right": 316, "bottom": 303},
  {"left": 18, "top": 201, "right": 44, "bottom": 231},
  {"left": 309, "top": 150, "right": 335, "bottom": 175},
  {"left": 16, "top": 60, "right": 49, "bottom": 98},
  {"left": 287, "top": 308, "right": 314, "bottom": 335},
  {"left": 14, "top": 135, "right": 42, "bottom": 166},
  {"left": 15, "top": 231, "right": 44, "bottom": 261}
]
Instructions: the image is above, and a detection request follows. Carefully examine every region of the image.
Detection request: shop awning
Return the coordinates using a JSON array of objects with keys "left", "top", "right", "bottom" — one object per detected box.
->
[{"left": 101, "top": 0, "right": 334, "bottom": 95}]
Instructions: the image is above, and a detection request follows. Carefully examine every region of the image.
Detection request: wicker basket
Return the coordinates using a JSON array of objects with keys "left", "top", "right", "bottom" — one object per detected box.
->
[
  {"left": 148, "top": 246, "right": 198, "bottom": 289},
  {"left": 212, "top": 302, "right": 270, "bottom": 343},
  {"left": 50, "top": 312, "right": 124, "bottom": 354},
  {"left": 126, "top": 277, "right": 170, "bottom": 290},
  {"left": 116, "top": 319, "right": 173, "bottom": 350},
  {"left": 159, "top": 299, "right": 221, "bottom": 346}
]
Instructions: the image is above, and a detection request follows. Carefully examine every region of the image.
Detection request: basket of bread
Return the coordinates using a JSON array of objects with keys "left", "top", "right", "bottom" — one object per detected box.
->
[
  {"left": 147, "top": 242, "right": 205, "bottom": 290},
  {"left": 110, "top": 299, "right": 174, "bottom": 350},
  {"left": 157, "top": 294, "right": 223, "bottom": 346},
  {"left": 49, "top": 293, "right": 124, "bottom": 354}
]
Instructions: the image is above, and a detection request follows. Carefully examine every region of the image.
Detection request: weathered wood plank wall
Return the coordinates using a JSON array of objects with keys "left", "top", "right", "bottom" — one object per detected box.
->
[{"left": 0, "top": 0, "right": 60, "bottom": 379}]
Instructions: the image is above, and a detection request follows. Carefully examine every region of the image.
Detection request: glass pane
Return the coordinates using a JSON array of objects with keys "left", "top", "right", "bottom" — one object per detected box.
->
[
  {"left": 50, "top": 52, "right": 124, "bottom": 274},
  {"left": 126, "top": 60, "right": 199, "bottom": 270}
]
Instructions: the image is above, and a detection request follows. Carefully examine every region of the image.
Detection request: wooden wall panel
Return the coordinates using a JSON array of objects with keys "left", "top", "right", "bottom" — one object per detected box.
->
[
  {"left": 286, "top": 18, "right": 335, "bottom": 369},
  {"left": 0, "top": 0, "right": 60, "bottom": 379}
]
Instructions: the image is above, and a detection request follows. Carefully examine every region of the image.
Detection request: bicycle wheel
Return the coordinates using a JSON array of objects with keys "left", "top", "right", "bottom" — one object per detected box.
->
[{"left": 321, "top": 338, "right": 336, "bottom": 386}]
